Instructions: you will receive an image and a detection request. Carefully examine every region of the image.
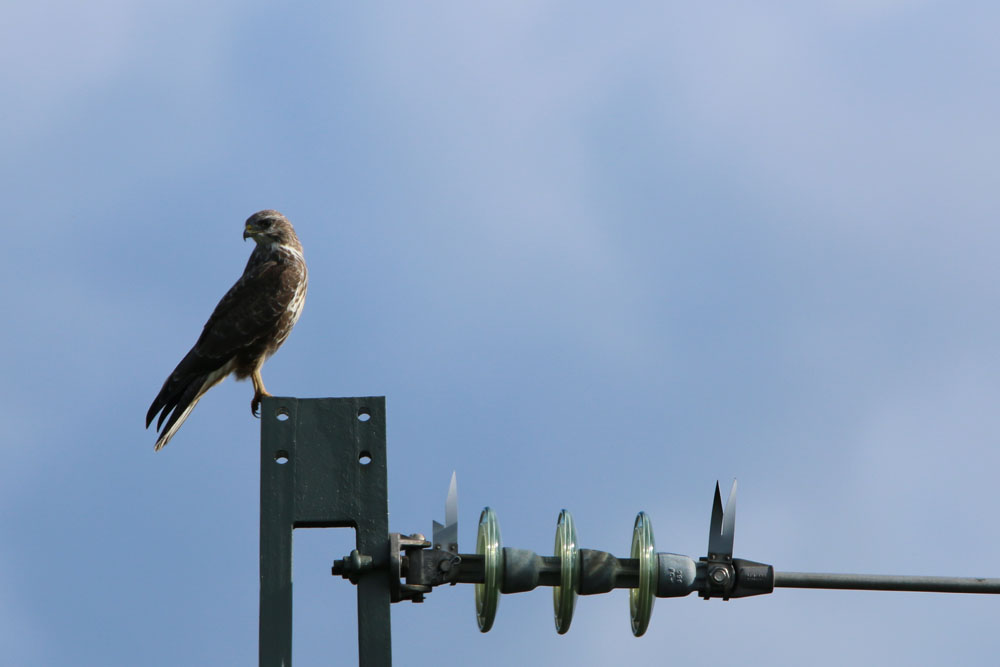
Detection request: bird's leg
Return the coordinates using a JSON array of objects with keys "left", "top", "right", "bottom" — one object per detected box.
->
[{"left": 251, "top": 369, "right": 271, "bottom": 418}]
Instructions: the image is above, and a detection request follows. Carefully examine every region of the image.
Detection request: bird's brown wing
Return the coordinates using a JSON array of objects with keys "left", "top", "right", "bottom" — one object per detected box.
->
[
  {"left": 190, "top": 258, "right": 293, "bottom": 368},
  {"left": 146, "top": 258, "right": 292, "bottom": 437}
]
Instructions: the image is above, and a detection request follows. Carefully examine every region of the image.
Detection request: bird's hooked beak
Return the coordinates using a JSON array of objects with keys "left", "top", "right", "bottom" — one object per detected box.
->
[{"left": 243, "top": 224, "right": 255, "bottom": 241}]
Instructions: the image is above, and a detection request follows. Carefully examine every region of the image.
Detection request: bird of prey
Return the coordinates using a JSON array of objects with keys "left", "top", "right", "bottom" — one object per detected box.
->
[{"left": 146, "top": 210, "right": 308, "bottom": 450}]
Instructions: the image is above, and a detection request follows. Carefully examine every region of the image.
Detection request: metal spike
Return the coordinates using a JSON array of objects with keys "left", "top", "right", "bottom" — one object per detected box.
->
[
  {"left": 446, "top": 471, "right": 458, "bottom": 527},
  {"left": 722, "top": 479, "right": 737, "bottom": 551},
  {"left": 708, "top": 479, "right": 737, "bottom": 558},
  {"left": 433, "top": 471, "right": 459, "bottom": 553}
]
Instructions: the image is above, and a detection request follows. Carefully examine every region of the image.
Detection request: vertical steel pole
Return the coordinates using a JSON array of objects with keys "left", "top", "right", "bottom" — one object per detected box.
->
[{"left": 260, "top": 396, "right": 392, "bottom": 667}]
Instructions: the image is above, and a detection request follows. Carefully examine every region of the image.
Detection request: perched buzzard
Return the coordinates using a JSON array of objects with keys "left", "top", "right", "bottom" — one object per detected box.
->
[{"left": 146, "top": 210, "right": 308, "bottom": 450}]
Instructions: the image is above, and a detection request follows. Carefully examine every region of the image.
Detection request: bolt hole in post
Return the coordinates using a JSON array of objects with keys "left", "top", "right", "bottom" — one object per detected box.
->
[
  {"left": 357, "top": 408, "right": 373, "bottom": 464},
  {"left": 274, "top": 450, "right": 290, "bottom": 465},
  {"left": 276, "top": 407, "right": 290, "bottom": 422}
]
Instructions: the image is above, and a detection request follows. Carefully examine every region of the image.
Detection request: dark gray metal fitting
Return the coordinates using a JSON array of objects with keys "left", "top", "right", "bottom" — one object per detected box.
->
[
  {"left": 500, "top": 548, "right": 563, "bottom": 593},
  {"left": 655, "top": 553, "right": 698, "bottom": 598},
  {"left": 729, "top": 559, "right": 774, "bottom": 598},
  {"left": 578, "top": 549, "right": 638, "bottom": 595},
  {"left": 332, "top": 550, "right": 374, "bottom": 584}
]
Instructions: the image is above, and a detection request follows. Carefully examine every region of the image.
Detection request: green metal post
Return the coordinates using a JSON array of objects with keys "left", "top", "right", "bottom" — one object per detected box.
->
[{"left": 259, "top": 396, "right": 392, "bottom": 667}]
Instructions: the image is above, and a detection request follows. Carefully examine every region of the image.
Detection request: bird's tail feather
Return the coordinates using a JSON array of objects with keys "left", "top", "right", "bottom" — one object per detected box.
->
[
  {"left": 154, "top": 383, "right": 206, "bottom": 451},
  {"left": 148, "top": 365, "right": 231, "bottom": 450}
]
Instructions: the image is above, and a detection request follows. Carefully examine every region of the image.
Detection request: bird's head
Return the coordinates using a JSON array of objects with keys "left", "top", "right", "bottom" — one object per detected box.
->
[{"left": 244, "top": 210, "right": 295, "bottom": 245}]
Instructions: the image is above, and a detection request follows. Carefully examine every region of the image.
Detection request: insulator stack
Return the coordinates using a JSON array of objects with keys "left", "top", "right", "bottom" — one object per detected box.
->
[{"left": 470, "top": 507, "right": 718, "bottom": 635}]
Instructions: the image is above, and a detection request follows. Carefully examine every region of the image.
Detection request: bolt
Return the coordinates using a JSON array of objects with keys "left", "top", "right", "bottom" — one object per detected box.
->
[
  {"left": 349, "top": 550, "right": 374, "bottom": 572},
  {"left": 439, "top": 558, "right": 452, "bottom": 573},
  {"left": 710, "top": 566, "right": 731, "bottom": 586},
  {"left": 331, "top": 550, "right": 374, "bottom": 583}
]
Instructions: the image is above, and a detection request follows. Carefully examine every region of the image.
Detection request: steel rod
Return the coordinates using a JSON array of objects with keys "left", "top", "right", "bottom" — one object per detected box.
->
[{"left": 774, "top": 571, "right": 1000, "bottom": 594}]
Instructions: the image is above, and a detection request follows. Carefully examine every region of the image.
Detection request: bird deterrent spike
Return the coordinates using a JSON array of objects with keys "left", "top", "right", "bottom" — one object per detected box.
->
[
  {"left": 432, "top": 471, "right": 459, "bottom": 553},
  {"left": 708, "top": 479, "right": 738, "bottom": 559}
]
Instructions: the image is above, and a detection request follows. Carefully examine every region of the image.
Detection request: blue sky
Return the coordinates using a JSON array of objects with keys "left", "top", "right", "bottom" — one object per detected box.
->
[{"left": 4, "top": 2, "right": 1000, "bottom": 665}]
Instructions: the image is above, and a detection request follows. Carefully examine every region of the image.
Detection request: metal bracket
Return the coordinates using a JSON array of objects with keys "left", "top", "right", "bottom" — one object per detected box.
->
[{"left": 259, "top": 396, "right": 391, "bottom": 667}]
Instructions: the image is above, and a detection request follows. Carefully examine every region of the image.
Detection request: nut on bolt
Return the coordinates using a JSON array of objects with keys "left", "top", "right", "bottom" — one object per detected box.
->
[
  {"left": 332, "top": 549, "right": 374, "bottom": 584},
  {"left": 709, "top": 566, "right": 731, "bottom": 586}
]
